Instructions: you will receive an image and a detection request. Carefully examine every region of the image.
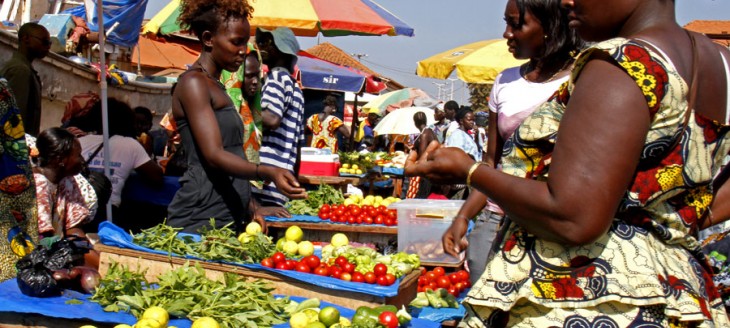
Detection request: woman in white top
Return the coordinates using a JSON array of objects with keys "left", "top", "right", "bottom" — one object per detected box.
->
[{"left": 442, "top": 0, "right": 584, "bottom": 284}]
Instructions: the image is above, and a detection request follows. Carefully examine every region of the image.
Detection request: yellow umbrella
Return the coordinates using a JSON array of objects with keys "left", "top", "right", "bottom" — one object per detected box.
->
[{"left": 417, "top": 39, "right": 527, "bottom": 84}]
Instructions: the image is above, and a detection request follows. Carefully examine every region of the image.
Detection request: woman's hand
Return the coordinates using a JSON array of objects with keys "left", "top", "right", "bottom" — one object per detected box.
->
[
  {"left": 442, "top": 216, "right": 469, "bottom": 257},
  {"left": 256, "top": 206, "right": 291, "bottom": 219},
  {"left": 262, "top": 166, "right": 308, "bottom": 199},
  {"left": 405, "top": 140, "right": 474, "bottom": 184}
]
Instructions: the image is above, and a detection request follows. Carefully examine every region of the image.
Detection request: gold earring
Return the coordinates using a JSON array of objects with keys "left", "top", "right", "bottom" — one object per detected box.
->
[{"left": 238, "top": 50, "right": 245, "bottom": 55}]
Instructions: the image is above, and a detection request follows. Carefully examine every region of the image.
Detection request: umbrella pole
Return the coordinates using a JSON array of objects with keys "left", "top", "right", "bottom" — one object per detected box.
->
[
  {"left": 350, "top": 94, "right": 359, "bottom": 151},
  {"left": 96, "top": 0, "right": 112, "bottom": 222}
]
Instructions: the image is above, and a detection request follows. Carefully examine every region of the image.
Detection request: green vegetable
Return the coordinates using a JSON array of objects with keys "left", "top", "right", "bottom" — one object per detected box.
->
[
  {"left": 409, "top": 292, "right": 430, "bottom": 309},
  {"left": 373, "top": 305, "right": 398, "bottom": 316},
  {"left": 396, "top": 305, "right": 412, "bottom": 325},
  {"left": 286, "top": 183, "right": 344, "bottom": 215},
  {"left": 425, "top": 289, "right": 444, "bottom": 309},
  {"left": 293, "top": 297, "right": 320, "bottom": 313}
]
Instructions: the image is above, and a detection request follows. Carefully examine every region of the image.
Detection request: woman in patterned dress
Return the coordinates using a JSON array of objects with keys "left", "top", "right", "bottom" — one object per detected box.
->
[
  {"left": 306, "top": 95, "right": 350, "bottom": 153},
  {"left": 406, "top": 0, "right": 730, "bottom": 326}
]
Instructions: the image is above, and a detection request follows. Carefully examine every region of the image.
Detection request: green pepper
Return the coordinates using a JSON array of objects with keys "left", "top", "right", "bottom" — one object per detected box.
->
[{"left": 373, "top": 305, "right": 398, "bottom": 315}]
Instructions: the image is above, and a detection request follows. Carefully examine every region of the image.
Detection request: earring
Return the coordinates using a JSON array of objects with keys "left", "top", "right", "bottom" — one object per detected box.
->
[
  {"left": 544, "top": 35, "right": 548, "bottom": 39},
  {"left": 238, "top": 50, "right": 245, "bottom": 55}
]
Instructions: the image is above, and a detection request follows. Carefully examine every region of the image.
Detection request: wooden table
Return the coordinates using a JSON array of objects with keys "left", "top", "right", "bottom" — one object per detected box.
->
[
  {"left": 298, "top": 174, "right": 362, "bottom": 193},
  {"left": 266, "top": 220, "right": 397, "bottom": 246}
]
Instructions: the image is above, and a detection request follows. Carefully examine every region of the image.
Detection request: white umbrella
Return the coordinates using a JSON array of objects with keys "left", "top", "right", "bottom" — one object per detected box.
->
[{"left": 373, "top": 107, "right": 435, "bottom": 135}]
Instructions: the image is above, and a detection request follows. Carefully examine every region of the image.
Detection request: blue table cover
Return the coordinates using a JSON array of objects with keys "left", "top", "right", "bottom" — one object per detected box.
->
[
  {"left": 0, "top": 280, "right": 439, "bottom": 328},
  {"left": 98, "top": 222, "right": 400, "bottom": 297}
]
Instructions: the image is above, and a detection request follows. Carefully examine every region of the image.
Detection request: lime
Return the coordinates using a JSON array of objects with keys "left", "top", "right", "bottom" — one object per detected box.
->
[
  {"left": 283, "top": 240, "right": 299, "bottom": 255},
  {"left": 134, "top": 318, "right": 164, "bottom": 328},
  {"left": 238, "top": 233, "right": 253, "bottom": 244},
  {"left": 276, "top": 238, "right": 286, "bottom": 251},
  {"left": 331, "top": 233, "right": 349, "bottom": 248},
  {"left": 339, "top": 317, "right": 352, "bottom": 327},
  {"left": 319, "top": 306, "right": 341, "bottom": 327},
  {"left": 290, "top": 312, "right": 310, "bottom": 328},
  {"left": 245, "top": 221, "right": 262, "bottom": 235},
  {"left": 298, "top": 240, "right": 315, "bottom": 257},
  {"left": 286, "top": 225, "right": 304, "bottom": 242},
  {"left": 191, "top": 317, "right": 220, "bottom": 328},
  {"left": 142, "top": 306, "right": 169, "bottom": 327}
]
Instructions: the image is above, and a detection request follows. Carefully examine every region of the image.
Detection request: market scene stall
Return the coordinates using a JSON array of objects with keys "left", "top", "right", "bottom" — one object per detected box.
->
[{"left": 0, "top": 0, "right": 729, "bottom": 327}]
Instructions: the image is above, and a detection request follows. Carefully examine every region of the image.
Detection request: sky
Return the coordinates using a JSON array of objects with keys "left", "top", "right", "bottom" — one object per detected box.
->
[{"left": 144, "top": 0, "right": 730, "bottom": 105}]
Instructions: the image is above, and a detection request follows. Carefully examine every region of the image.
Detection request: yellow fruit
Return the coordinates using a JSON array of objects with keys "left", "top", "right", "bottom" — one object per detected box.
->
[
  {"left": 134, "top": 318, "right": 163, "bottom": 328},
  {"left": 245, "top": 222, "right": 262, "bottom": 235},
  {"left": 343, "top": 198, "right": 354, "bottom": 206},
  {"left": 339, "top": 317, "right": 352, "bottom": 327},
  {"left": 284, "top": 240, "right": 299, "bottom": 256},
  {"left": 319, "top": 306, "right": 341, "bottom": 327},
  {"left": 114, "top": 325, "right": 133, "bottom": 328},
  {"left": 339, "top": 168, "right": 347, "bottom": 173},
  {"left": 286, "top": 225, "right": 304, "bottom": 242},
  {"left": 306, "top": 322, "right": 326, "bottom": 328},
  {"left": 191, "top": 317, "right": 220, "bottom": 328},
  {"left": 276, "top": 238, "right": 287, "bottom": 251},
  {"left": 351, "top": 164, "right": 359, "bottom": 170},
  {"left": 341, "top": 163, "right": 350, "bottom": 169},
  {"left": 380, "top": 200, "right": 391, "bottom": 207},
  {"left": 364, "top": 195, "right": 375, "bottom": 202},
  {"left": 331, "top": 233, "right": 349, "bottom": 248},
  {"left": 355, "top": 169, "right": 363, "bottom": 174},
  {"left": 237, "top": 233, "right": 253, "bottom": 244},
  {"left": 290, "top": 312, "right": 310, "bottom": 328},
  {"left": 302, "top": 308, "right": 320, "bottom": 323},
  {"left": 298, "top": 240, "right": 315, "bottom": 257},
  {"left": 79, "top": 326, "right": 98, "bottom": 328},
  {"left": 142, "top": 306, "right": 169, "bottom": 327}
]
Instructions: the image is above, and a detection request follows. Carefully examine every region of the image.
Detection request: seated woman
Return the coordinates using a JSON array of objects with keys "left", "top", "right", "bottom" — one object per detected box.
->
[{"left": 33, "top": 127, "right": 99, "bottom": 267}]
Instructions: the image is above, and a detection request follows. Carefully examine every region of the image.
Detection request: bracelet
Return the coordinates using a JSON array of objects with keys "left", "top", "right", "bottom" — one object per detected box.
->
[
  {"left": 466, "top": 162, "right": 485, "bottom": 187},
  {"left": 255, "top": 164, "right": 261, "bottom": 180}
]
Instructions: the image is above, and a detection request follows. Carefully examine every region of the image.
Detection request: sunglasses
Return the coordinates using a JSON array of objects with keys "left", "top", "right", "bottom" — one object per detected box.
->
[{"left": 29, "top": 35, "right": 51, "bottom": 46}]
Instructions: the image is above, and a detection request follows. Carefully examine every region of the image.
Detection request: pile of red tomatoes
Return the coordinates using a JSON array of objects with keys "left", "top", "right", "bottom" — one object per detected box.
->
[
  {"left": 260, "top": 253, "right": 397, "bottom": 286},
  {"left": 417, "top": 267, "right": 471, "bottom": 296},
  {"left": 317, "top": 204, "right": 398, "bottom": 226}
]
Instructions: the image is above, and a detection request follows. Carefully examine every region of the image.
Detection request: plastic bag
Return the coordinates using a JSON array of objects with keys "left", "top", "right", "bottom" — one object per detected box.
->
[{"left": 15, "top": 236, "right": 92, "bottom": 297}]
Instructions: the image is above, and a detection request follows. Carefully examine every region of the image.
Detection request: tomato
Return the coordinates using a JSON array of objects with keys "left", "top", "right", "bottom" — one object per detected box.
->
[
  {"left": 437, "top": 276, "right": 451, "bottom": 289},
  {"left": 378, "top": 311, "right": 399, "bottom": 328},
  {"left": 388, "top": 209, "right": 397, "bottom": 219},
  {"left": 271, "top": 252, "right": 286, "bottom": 264},
  {"left": 303, "top": 255, "right": 321, "bottom": 269},
  {"left": 376, "top": 205, "right": 387, "bottom": 213},
  {"left": 448, "top": 286, "right": 459, "bottom": 297},
  {"left": 335, "top": 209, "right": 345, "bottom": 218},
  {"left": 330, "top": 266, "right": 343, "bottom": 279},
  {"left": 426, "top": 282, "right": 438, "bottom": 291},
  {"left": 419, "top": 267, "right": 428, "bottom": 275},
  {"left": 347, "top": 215, "right": 357, "bottom": 225},
  {"left": 384, "top": 273, "right": 396, "bottom": 286},
  {"left": 449, "top": 272, "right": 460, "bottom": 284},
  {"left": 367, "top": 208, "right": 378, "bottom": 218},
  {"left": 351, "top": 272, "right": 365, "bottom": 283},
  {"left": 433, "top": 267, "right": 445, "bottom": 277},
  {"left": 341, "top": 262, "right": 355, "bottom": 274},
  {"left": 383, "top": 217, "right": 395, "bottom": 226},
  {"left": 261, "top": 257, "right": 274, "bottom": 268},
  {"left": 285, "top": 259, "right": 298, "bottom": 270},
  {"left": 321, "top": 204, "right": 331, "bottom": 213},
  {"left": 313, "top": 265, "right": 330, "bottom": 276},
  {"left": 417, "top": 286, "right": 424, "bottom": 293},
  {"left": 457, "top": 270, "right": 469, "bottom": 282},
  {"left": 424, "top": 271, "right": 437, "bottom": 282},
  {"left": 418, "top": 276, "right": 428, "bottom": 286},
  {"left": 454, "top": 281, "right": 466, "bottom": 292},
  {"left": 355, "top": 216, "right": 363, "bottom": 224},
  {"left": 335, "top": 256, "right": 349, "bottom": 268},
  {"left": 275, "top": 262, "right": 289, "bottom": 270},
  {"left": 364, "top": 271, "right": 377, "bottom": 284},
  {"left": 373, "top": 263, "right": 388, "bottom": 277},
  {"left": 319, "top": 211, "right": 331, "bottom": 220},
  {"left": 376, "top": 275, "right": 389, "bottom": 286},
  {"left": 363, "top": 215, "right": 374, "bottom": 225},
  {"left": 464, "top": 279, "right": 472, "bottom": 288},
  {"left": 350, "top": 206, "right": 362, "bottom": 216},
  {"left": 295, "top": 262, "right": 311, "bottom": 273},
  {"left": 374, "top": 215, "right": 385, "bottom": 225},
  {"left": 340, "top": 272, "right": 352, "bottom": 281}
]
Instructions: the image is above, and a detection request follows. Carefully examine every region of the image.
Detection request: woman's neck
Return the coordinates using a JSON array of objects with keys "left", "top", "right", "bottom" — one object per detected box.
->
[
  {"left": 195, "top": 54, "right": 221, "bottom": 79},
  {"left": 36, "top": 166, "right": 62, "bottom": 184},
  {"left": 523, "top": 57, "right": 572, "bottom": 83}
]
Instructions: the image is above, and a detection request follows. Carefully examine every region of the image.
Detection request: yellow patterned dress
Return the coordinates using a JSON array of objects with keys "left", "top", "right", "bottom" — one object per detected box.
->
[
  {"left": 307, "top": 114, "right": 344, "bottom": 153},
  {"left": 460, "top": 38, "right": 730, "bottom": 327},
  {"left": 0, "top": 78, "right": 37, "bottom": 281}
]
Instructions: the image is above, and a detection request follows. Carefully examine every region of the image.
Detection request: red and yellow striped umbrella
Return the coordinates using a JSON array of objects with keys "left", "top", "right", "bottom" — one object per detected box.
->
[{"left": 144, "top": 0, "right": 414, "bottom": 37}]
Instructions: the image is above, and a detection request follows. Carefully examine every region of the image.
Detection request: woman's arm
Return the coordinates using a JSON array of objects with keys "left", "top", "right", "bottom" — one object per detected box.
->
[
  {"left": 337, "top": 124, "right": 351, "bottom": 139},
  {"left": 411, "top": 54, "right": 650, "bottom": 246},
  {"left": 484, "top": 111, "right": 501, "bottom": 168}
]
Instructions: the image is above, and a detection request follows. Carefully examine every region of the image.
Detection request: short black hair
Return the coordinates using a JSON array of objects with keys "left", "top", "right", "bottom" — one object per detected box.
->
[
  {"left": 444, "top": 100, "right": 459, "bottom": 111},
  {"left": 134, "top": 106, "right": 153, "bottom": 121},
  {"left": 36, "top": 127, "right": 75, "bottom": 167},
  {"left": 18, "top": 22, "right": 45, "bottom": 40},
  {"left": 85, "top": 98, "right": 136, "bottom": 137},
  {"left": 455, "top": 106, "right": 472, "bottom": 121},
  {"left": 413, "top": 111, "right": 427, "bottom": 126}
]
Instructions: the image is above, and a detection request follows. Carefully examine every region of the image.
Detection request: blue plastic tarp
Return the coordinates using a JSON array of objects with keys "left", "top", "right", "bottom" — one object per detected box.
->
[
  {"left": 63, "top": 0, "right": 148, "bottom": 48},
  {"left": 98, "top": 222, "right": 400, "bottom": 297},
  {"left": 297, "top": 56, "right": 366, "bottom": 93},
  {"left": 0, "top": 280, "right": 438, "bottom": 328}
]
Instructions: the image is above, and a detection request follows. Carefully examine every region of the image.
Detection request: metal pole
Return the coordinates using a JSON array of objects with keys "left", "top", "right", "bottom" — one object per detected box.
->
[{"left": 96, "top": 0, "right": 112, "bottom": 221}]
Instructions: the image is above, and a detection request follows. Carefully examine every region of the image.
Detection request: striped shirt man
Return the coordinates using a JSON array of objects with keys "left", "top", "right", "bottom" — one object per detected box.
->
[{"left": 254, "top": 67, "right": 305, "bottom": 206}]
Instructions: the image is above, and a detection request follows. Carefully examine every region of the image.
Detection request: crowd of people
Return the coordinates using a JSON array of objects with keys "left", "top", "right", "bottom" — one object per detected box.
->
[{"left": 1, "top": 0, "right": 730, "bottom": 327}]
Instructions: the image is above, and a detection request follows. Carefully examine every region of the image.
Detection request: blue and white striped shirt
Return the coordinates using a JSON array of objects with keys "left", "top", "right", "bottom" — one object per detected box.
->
[{"left": 254, "top": 68, "right": 305, "bottom": 206}]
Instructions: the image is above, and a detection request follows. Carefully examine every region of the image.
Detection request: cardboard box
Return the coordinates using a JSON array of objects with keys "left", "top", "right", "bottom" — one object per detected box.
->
[{"left": 390, "top": 199, "right": 466, "bottom": 266}]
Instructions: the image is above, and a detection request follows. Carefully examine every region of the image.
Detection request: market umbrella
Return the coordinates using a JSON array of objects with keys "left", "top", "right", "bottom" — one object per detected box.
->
[
  {"left": 373, "top": 107, "right": 435, "bottom": 136},
  {"left": 361, "top": 88, "right": 438, "bottom": 116},
  {"left": 417, "top": 39, "right": 527, "bottom": 84},
  {"left": 143, "top": 0, "right": 415, "bottom": 37}
]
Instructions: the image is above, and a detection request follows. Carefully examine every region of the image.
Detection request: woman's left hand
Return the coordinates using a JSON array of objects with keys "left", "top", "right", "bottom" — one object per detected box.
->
[{"left": 405, "top": 140, "right": 474, "bottom": 184}]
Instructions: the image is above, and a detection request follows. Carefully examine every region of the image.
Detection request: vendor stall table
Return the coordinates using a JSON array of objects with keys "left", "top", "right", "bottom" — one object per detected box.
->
[
  {"left": 265, "top": 216, "right": 397, "bottom": 247},
  {"left": 95, "top": 243, "right": 418, "bottom": 310},
  {"left": 298, "top": 174, "right": 361, "bottom": 193}
]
